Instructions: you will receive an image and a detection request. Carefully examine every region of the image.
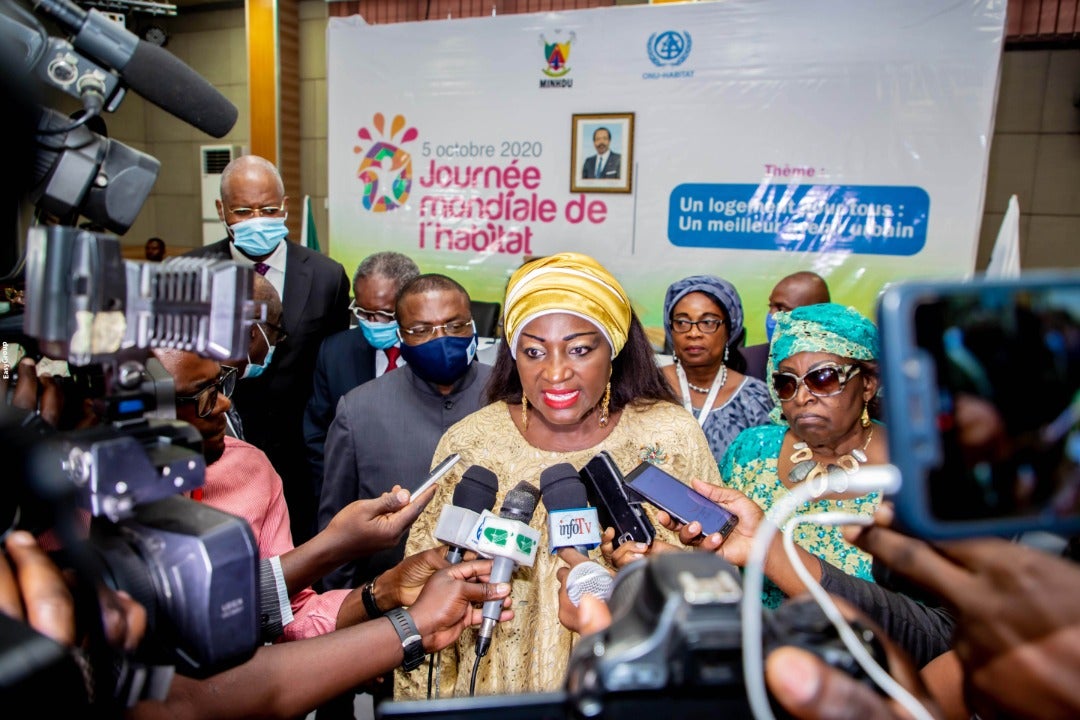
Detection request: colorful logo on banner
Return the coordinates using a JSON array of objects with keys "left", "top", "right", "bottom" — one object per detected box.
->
[
  {"left": 353, "top": 112, "right": 418, "bottom": 212},
  {"left": 539, "top": 30, "right": 575, "bottom": 88},
  {"left": 647, "top": 31, "right": 691, "bottom": 67}
]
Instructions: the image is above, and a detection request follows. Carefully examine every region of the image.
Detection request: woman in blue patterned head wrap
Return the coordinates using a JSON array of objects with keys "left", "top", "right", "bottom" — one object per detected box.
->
[
  {"left": 718, "top": 302, "right": 887, "bottom": 609},
  {"left": 660, "top": 275, "right": 773, "bottom": 463}
]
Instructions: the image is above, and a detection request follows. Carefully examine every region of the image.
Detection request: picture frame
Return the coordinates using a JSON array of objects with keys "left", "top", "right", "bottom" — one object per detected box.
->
[{"left": 571, "top": 112, "right": 634, "bottom": 194}]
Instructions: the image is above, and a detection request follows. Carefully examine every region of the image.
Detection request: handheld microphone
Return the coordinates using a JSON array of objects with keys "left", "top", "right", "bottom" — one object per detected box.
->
[
  {"left": 565, "top": 561, "right": 614, "bottom": 607},
  {"left": 475, "top": 481, "right": 541, "bottom": 658},
  {"left": 31, "top": 0, "right": 239, "bottom": 137},
  {"left": 432, "top": 465, "right": 498, "bottom": 565},
  {"left": 540, "top": 463, "right": 601, "bottom": 558}
]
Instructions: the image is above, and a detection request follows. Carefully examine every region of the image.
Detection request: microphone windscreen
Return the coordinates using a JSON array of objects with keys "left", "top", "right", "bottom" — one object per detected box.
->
[
  {"left": 454, "top": 465, "right": 499, "bottom": 514},
  {"left": 499, "top": 481, "right": 540, "bottom": 523},
  {"left": 122, "top": 41, "right": 238, "bottom": 138},
  {"left": 565, "top": 561, "right": 614, "bottom": 607},
  {"left": 540, "top": 463, "right": 589, "bottom": 513}
]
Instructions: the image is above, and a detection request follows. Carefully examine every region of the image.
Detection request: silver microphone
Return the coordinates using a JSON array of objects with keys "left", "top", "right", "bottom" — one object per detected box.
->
[{"left": 565, "top": 561, "right": 614, "bottom": 607}]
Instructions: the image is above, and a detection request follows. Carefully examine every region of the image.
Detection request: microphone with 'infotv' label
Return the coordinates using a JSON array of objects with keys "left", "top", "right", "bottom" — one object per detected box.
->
[
  {"left": 432, "top": 464, "right": 499, "bottom": 566},
  {"left": 540, "top": 463, "right": 602, "bottom": 557}
]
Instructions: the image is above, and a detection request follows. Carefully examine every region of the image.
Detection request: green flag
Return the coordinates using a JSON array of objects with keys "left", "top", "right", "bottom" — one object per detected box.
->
[{"left": 301, "top": 195, "right": 320, "bottom": 253}]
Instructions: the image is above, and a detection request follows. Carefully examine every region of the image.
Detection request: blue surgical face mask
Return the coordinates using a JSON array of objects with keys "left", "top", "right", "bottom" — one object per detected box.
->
[
  {"left": 765, "top": 312, "right": 777, "bottom": 343},
  {"left": 359, "top": 318, "right": 400, "bottom": 350},
  {"left": 229, "top": 216, "right": 288, "bottom": 257},
  {"left": 399, "top": 333, "right": 477, "bottom": 386},
  {"left": 243, "top": 323, "right": 276, "bottom": 379}
]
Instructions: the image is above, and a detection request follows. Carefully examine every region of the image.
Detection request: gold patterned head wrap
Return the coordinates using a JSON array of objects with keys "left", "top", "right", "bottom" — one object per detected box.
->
[{"left": 503, "top": 252, "right": 632, "bottom": 359}]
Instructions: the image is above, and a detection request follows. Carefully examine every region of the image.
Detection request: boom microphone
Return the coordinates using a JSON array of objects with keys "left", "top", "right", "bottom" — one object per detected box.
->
[
  {"left": 540, "top": 463, "right": 601, "bottom": 558},
  {"left": 475, "top": 481, "right": 540, "bottom": 658},
  {"left": 31, "top": 0, "right": 238, "bottom": 138},
  {"left": 433, "top": 465, "right": 499, "bottom": 565}
]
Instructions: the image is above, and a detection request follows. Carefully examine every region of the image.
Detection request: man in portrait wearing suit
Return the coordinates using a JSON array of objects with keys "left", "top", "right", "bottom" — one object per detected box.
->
[
  {"left": 186, "top": 154, "right": 351, "bottom": 544},
  {"left": 581, "top": 126, "right": 622, "bottom": 179},
  {"left": 303, "top": 251, "right": 419, "bottom": 508}
]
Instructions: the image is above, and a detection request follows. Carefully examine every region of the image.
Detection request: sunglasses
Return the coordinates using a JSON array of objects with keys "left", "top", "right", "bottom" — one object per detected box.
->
[
  {"left": 772, "top": 362, "right": 861, "bottom": 402},
  {"left": 176, "top": 365, "right": 238, "bottom": 418}
]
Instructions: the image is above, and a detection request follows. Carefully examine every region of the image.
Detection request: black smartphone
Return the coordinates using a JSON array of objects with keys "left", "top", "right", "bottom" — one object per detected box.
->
[
  {"left": 622, "top": 462, "right": 738, "bottom": 539},
  {"left": 579, "top": 451, "right": 655, "bottom": 549},
  {"left": 878, "top": 272, "right": 1080, "bottom": 539}
]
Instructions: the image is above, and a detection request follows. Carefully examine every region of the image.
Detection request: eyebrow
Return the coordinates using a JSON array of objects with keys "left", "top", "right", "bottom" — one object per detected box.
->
[{"left": 521, "top": 330, "right": 599, "bottom": 343}]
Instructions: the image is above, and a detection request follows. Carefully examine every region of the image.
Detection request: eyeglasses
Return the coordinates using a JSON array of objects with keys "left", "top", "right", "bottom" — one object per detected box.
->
[
  {"left": 349, "top": 300, "right": 396, "bottom": 324},
  {"left": 260, "top": 321, "right": 288, "bottom": 344},
  {"left": 772, "top": 363, "right": 861, "bottom": 402},
  {"left": 671, "top": 317, "right": 725, "bottom": 334},
  {"left": 175, "top": 366, "right": 237, "bottom": 418},
  {"left": 399, "top": 319, "right": 475, "bottom": 343},
  {"left": 227, "top": 206, "right": 284, "bottom": 219}
]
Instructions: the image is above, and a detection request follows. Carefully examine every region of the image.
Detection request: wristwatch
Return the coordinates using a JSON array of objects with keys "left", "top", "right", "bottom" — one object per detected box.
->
[{"left": 385, "top": 607, "right": 425, "bottom": 671}]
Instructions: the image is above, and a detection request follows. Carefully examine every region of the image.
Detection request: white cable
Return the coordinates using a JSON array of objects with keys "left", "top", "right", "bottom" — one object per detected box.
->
[
  {"left": 781, "top": 513, "right": 935, "bottom": 720},
  {"left": 741, "top": 463, "right": 902, "bottom": 720}
]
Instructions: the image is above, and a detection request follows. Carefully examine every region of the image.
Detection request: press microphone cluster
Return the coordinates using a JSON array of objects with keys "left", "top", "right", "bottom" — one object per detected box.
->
[{"left": 432, "top": 465, "right": 499, "bottom": 565}]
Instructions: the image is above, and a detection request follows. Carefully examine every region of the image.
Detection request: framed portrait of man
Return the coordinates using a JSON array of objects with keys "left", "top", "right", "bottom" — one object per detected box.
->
[{"left": 571, "top": 113, "right": 634, "bottom": 194}]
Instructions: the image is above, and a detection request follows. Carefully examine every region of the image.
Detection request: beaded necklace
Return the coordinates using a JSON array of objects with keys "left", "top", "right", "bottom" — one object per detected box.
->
[{"left": 673, "top": 356, "right": 727, "bottom": 429}]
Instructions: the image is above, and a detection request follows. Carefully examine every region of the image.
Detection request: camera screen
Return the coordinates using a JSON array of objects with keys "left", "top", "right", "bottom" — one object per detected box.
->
[{"left": 915, "top": 284, "right": 1080, "bottom": 523}]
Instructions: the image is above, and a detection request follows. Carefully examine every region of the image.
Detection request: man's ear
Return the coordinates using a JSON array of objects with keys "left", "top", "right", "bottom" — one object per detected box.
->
[{"left": 215, "top": 198, "right": 225, "bottom": 224}]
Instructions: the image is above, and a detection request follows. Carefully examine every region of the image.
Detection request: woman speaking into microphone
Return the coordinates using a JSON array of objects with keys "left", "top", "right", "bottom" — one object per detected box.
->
[{"left": 396, "top": 252, "right": 722, "bottom": 699}]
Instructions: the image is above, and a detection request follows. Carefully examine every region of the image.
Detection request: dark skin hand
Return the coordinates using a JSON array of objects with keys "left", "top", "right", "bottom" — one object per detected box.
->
[
  {"left": 2, "top": 357, "right": 63, "bottom": 427},
  {"left": 848, "top": 507, "right": 1080, "bottom": 720},
  {"left": 765, "top": 598, "right": 941, "bottom": 720}
]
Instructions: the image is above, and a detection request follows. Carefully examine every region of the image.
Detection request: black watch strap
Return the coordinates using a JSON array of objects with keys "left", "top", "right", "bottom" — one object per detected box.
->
[
  {"left": 361, "top": 576, "right": 383, "bottom": 619},
  {"left": 385, "top": 607, "right": 425, "bottom": 672}
]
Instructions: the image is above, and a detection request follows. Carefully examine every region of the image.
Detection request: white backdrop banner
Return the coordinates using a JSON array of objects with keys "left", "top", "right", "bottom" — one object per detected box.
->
[{"left": 327, "top": 1, "right": 1005, "bottom": 343}]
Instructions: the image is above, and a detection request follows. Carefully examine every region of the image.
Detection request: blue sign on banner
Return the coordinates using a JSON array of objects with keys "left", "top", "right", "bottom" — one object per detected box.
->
[{"left": 668, "top": 183, "right": 930, "bottom": 256}]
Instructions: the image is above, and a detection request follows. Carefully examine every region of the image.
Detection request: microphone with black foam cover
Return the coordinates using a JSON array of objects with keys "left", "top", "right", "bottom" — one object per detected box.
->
[
  {"left": 565, "top": 561, "right": 614, "bottom": 607},
  {"left": 32, "top": 0, "right": 239, "bottom": 137},
  {"left": 474, "top": 481, "right": 541, "bottom": 658},
  {"left": 540, "top": 463, "right": 602, "bottom": 559},
  {"left": 432, "top": 465, "right": 499, "bottom": 565}
]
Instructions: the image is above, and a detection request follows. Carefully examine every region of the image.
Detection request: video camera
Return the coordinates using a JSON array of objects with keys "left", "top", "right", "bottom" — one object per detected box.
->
[{"left": 0, "top": 0, "right": 262, "bottom": 713}]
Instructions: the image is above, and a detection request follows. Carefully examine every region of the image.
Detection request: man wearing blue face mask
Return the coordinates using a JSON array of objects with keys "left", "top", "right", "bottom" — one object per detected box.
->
[
  {"left": 224, "top": 275, "right": 286, "bottom": 439},
  {"left": 319, "top": 274, "right": 493, "bottom": 593},
  {"left": 186, "top": 155, "right": 351, "bottom": 545},
  {"left": 304, "top": 252, "right": 419, "bottom": 508},
  {"left": 743, "top": 270, "right": 831, "bottom": 381}
]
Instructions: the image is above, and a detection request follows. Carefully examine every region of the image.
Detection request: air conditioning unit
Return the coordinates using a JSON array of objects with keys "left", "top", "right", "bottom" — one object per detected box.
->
[{"left": 200, "top": 144, "right": 243, "bottom": 245}]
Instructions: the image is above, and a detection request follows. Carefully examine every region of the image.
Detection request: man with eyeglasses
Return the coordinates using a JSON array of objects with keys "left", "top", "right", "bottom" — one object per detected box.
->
[
  {"left": 185, "top": 154, "right": 351, "bottom": 545},
  {"left": 320, "top": 274, "right": 492, "bottom": 592},
  {"left": 223, "top": 274, "right": 287, "bottom": 439},
  {"left": 304, "top": 252, "right": 419, "bottom": 508}
]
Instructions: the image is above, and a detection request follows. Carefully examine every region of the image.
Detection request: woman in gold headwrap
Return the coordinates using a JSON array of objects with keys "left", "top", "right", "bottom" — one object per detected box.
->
[{"left": 395, "top": 253, "right": 722, "bottom": 699}]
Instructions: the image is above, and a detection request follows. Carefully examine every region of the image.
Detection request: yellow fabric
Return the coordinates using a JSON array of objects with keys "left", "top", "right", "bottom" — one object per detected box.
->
[
  {"left": 503, "top": 252, "right": 632, "bottom": 359},
  {"left": 394, "top": 399, "right": 722, "bottom": 699}
]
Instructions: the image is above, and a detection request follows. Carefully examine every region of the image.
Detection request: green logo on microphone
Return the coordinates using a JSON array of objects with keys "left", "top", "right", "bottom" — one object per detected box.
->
[{"left": 483, "top": 527, "right": 509, "bottom": 546}]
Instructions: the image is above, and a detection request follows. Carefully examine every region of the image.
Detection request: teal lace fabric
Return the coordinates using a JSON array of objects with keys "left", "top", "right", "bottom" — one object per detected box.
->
[{"left": 721, "top": 423, "right": 879, "bottom": 608}]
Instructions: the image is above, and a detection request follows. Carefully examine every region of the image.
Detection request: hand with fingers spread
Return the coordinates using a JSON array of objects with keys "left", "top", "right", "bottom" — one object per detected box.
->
[{"left": 848, "top": 506, "right": 1080, "bottom": 719}]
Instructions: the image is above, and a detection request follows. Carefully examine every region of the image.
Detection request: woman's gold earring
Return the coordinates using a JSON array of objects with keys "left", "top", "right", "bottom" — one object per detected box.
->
[
  {"left": 861, "top": 402, "right": 871, "bottom": 428},
  {"left": 598, "top": 382, "right": 611, "bottom": 427},
  {"left": 521, "top": 392, "right": 529, "bottom": 432}
]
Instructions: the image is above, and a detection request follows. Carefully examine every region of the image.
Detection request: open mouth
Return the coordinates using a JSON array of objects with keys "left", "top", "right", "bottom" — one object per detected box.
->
[{"left": 542, "top": 389, "right": 581, "bottom": 409}]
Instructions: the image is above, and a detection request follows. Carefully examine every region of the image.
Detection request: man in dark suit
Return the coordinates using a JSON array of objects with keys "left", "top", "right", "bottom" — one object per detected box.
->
[
  {"left": 303, "top": 251, "right": 419, "bottom": 505},
  {"left": 743, "top": 271, "right": 831, "bottom": 381},
  {"left": 186, "top": 154, "right": 351, "bottom": 544},
  {"left": 581, "top": 126, "right": 622, "bottom": 179}
]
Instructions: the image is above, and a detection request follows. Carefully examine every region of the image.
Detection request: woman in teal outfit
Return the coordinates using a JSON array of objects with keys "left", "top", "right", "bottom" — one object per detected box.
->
[{"left": 720, "top": 302, "right": 888, "bottom": 608}]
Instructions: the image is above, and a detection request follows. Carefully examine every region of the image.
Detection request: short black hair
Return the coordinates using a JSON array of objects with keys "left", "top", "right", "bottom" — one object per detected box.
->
[{"left": 395, "top": 273, "right": 471, "bottom": 317}]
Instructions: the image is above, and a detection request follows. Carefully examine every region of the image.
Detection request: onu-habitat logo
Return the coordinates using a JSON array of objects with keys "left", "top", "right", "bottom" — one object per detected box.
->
[{"left": 353, "top": 112, "right": 418, "bottom": 212}]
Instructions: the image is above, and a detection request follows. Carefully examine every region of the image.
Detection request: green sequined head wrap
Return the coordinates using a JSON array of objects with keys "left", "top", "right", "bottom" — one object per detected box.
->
[{"left": 766, "top": 302, "right": 879, "bottom": 424}]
